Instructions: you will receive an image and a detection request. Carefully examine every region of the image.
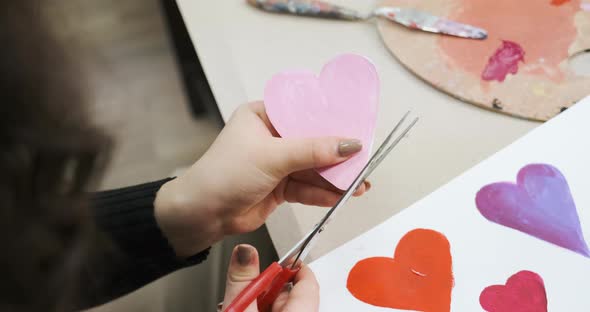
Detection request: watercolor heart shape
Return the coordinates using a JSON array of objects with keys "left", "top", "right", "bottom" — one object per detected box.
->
[
  {"left": 264, "top": 54, "right": 379, "bottom": 190},
  {"left": 347, "top": 229, "right": 454, "bottom": 312},
  {"left": 476, "top": 163, "right": 590, "bottom": 257},
  {"left": 480, "top": 270, "right": 548, "bottom": 312}
]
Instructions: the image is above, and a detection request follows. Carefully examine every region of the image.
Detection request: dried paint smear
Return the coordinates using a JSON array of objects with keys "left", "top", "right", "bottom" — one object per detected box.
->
[
  {"left": 347, "top": 229, "right": 453, "bottom": 312},
  {"left": 439, "top": 0, "right": 581, "bottom": 83},
  {"left": 481, "top": 41, "right": 525, "bottom": 82},
  {"left": 480, "top": 270, "right": 548, "bottom": 312}
]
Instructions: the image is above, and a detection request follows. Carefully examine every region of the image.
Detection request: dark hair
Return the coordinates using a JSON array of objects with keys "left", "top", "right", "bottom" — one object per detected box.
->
[{"left": 0, "top": 2, "right": 111, "bottom": 311}]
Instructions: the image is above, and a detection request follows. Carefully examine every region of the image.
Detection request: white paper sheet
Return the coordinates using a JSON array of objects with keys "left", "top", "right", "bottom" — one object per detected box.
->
[{"left": 310, "top": 95, "right": 590, "bottom": 311}]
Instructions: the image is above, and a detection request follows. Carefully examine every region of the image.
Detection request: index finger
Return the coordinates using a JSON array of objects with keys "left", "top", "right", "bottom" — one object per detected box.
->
[{"left": 248, "top": 101, "right": 280, "bottom": 137}]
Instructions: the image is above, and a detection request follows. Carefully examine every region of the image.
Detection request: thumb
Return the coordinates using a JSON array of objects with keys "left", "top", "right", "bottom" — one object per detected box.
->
[
  {"left": 221, "top": 245, "right": 260, "bottom": 312},
  {"left": 270, "top": 137, "right": 363, "bottom": 176}
]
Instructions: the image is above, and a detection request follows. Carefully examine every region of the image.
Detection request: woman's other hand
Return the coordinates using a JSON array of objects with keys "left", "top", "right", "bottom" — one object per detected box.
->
[{"left": 220, "top": 244, "right": 319, "bottom": 312}]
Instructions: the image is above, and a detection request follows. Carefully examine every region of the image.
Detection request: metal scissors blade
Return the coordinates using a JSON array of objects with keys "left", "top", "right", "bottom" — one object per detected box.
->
[{"left": 279, "top": 112, "right": 419, "bottom": 268}]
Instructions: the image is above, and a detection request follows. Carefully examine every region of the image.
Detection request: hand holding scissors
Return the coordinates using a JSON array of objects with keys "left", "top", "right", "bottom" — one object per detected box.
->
[
  {"left": 221, "top": 244, "right": 319, "bottom": 312},
  {"left": 222, "top": 112, "right": 418, "bottom": 312}
]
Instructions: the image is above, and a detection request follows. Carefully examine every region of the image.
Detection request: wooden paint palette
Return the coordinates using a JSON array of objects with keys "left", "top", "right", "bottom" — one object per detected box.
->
[{"left": 377, "top": 0, "right": 590, "bottom": 121}]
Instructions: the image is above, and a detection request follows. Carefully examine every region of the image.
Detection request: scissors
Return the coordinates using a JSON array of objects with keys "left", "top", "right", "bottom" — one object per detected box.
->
[{"left": 223, "top": 112, "right": 419, "bottom": 312}]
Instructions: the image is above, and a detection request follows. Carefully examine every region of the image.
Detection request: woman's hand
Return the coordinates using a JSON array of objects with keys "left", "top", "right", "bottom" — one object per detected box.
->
[
  {"left": 154, "top": 102, "right": 369, "bottom": 257},
  {"left": 221, "top": 244, "right": 319, "bottom": 312}
]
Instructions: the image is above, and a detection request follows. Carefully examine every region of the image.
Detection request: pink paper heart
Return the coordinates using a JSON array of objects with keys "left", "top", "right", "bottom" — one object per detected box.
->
[
  {"left": 480, "top": 270, "right": 548, "bottom": 312},
  {"left": 264, "top": 54, "right": 379, "bottom": 190}
]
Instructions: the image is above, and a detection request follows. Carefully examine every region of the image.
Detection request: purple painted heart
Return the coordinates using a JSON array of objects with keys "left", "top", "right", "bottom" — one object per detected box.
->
[{"left": 476, "top": 163, "right": 589, "bottom": 257}]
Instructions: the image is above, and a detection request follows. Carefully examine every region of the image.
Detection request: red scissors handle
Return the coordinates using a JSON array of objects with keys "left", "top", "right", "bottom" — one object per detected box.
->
[
  {"left": 224, "top": 262, "right": 299, "bottom": 312},
  {"left": 257, "top": 265, "right": 298, "bottom": 311}
]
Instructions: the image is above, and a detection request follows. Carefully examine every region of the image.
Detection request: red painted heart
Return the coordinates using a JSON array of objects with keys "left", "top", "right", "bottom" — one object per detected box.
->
[
  {"left": 480, "top": 270, "right": 548, "bottom": 312},
  {"left": 346, "top": 229, "right": 454, "bottom": 312}
]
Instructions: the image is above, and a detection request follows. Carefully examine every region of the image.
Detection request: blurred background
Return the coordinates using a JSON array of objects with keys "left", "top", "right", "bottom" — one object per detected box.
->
[{"left": 43, "top": 0, "right": 276, "bottom": 310}]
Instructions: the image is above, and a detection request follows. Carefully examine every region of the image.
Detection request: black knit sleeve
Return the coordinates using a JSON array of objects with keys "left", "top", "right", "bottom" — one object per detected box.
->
[{"left": 76, "top": 178, "right": 210, "bottom": 309}]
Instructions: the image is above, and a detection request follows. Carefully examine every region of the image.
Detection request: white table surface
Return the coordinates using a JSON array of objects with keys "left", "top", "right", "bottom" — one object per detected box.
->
[{"left": 175, "top": 0, "right": 537, "bottom": 261}]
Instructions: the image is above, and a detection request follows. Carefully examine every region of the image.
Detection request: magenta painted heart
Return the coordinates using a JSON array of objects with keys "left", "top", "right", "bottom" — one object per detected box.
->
[
  {"left": 264, "top": 54, "right": 379, "bottom": 190},
  {"left": 480, "top": 270, "right": 547, "bottom": 312},
  {"left": 476, "top": 163, "right": 590, "bottom": 257}
]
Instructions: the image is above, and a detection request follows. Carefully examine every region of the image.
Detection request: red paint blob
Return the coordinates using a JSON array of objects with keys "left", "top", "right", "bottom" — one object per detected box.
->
[
  {"left": 551, "top": 0, "right": 571, "bottom": 5},
  {"left": 480, "top": 270, "right": 548, "bottom": 312},
  {"left": 481, "top": 40, "right": 526, "bottom": 82},
  {"left": 346, "top": 229, "right": 454, "bottom": 312}
]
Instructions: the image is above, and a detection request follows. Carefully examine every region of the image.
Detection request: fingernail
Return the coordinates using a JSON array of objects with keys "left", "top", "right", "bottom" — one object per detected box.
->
[
  {"left": 338, "top": 139, "right": 362, "bottom": 157},
  {"left": 236, "top": 245, "right": 252, "bottom": 266}
]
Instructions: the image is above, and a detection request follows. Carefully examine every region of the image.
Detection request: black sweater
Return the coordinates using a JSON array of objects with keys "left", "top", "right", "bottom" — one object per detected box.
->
[{"left": 80, "top": 178, "right": 209, "bottom": 309}]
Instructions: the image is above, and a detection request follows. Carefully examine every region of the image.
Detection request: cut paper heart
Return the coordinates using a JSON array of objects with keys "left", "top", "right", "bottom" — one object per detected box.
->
[
  {"left": 264, "top": 54, "right": 379, "bottom": 190},
  {"left": 346, "top": 229, "right": 454, "bottom": 312},
  {"left": 476, "top": 163, "right": 590, "bottom": 257},
  {"left": 480, "top": 270, "right": 548, "bottom": 312}
]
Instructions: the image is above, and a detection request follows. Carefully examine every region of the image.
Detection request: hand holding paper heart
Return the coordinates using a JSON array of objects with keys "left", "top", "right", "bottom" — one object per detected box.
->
[{"left": 156, "top": 102, "right": 370, "bottom": 257}]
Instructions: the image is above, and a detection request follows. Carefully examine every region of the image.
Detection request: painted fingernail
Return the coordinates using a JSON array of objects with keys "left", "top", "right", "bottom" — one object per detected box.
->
[
  {"left": 338, "top": 139, "right": 362, "bottom": 157},
  {"left": 236, "top": 245, "right": 252, "bottom": 266}
]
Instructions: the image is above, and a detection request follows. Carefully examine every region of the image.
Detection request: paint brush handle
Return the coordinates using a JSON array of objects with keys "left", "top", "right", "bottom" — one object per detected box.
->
[{"left": 246, "top": 0, "right": 363, "bottom": 20}]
